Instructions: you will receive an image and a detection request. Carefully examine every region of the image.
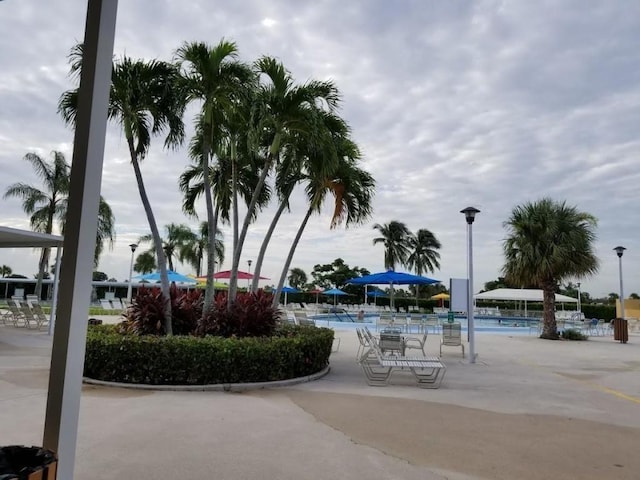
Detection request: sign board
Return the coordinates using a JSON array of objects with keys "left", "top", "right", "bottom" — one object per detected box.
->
[
  {"left": 450, "top": 278, "right": 469, "bottom": 313},
  {"left": 447, "top": 311, "right": 455, "bottom": 323}
]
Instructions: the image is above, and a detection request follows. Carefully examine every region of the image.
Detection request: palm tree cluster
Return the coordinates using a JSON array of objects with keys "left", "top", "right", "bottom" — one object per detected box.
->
[
  {"left": 58, "top": 39, "right": 375, "bottom": 332},
  {"left": 373, "top": 221, "right": 441, "bottom": 273},
  {"left": 372, "top": 220, "right": 442, "bottom": 299},
  {"left": 4, "top": 151, "right": 115, "bottom": 298}
]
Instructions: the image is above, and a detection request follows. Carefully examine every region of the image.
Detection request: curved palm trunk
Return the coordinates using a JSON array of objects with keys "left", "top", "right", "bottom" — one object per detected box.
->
[
  {"left": 541, "top": 282, "right": 558, "bottom": 339},
  {"left": 228, "top": 154, "right": 274, "bottom": 306},
  {"left": 34, "top": 212, "right": 55, "bottom": 299},
  {"left": 231, "top": 144, "right": 240, "bottom": 287},
  {"left": 202, "top": 140, "right": 218, "bottom": 316},
  {"left": 128, "top": 138, "right": 172, "bottom": 335},
  {"left": 272, "top": 206, "right": 313, "bottom": 308},
  {"left": 251, "top": 197, "right": 288, "bottom": 292}
]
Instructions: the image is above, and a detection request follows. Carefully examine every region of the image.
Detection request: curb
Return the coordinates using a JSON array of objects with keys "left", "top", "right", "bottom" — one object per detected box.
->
[{"left": 83, "top": 365, "right": 330, "bottom": 392}]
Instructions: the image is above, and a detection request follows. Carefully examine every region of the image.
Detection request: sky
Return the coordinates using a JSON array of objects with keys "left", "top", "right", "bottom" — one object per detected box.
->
[{"left": 1, "top": 0, "right": 639, "bottom": 298}]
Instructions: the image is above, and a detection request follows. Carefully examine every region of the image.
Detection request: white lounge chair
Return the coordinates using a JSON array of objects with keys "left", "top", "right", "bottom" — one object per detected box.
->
[
  {"left": 358, "top": 329, "right": 446, "bottom": 388},
  {"left": 404, "top": 331, "right": 428, "bottom": 356},
  {"left": 440, "top": 323, "right": 465, "bottom": 357},
  {"left": 99, "top": 299, "right": 114, "bottom": 310}
]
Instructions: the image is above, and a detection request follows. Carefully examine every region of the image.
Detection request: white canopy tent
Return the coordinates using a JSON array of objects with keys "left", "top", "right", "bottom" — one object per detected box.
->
[
  {"left": 474, "top": 288, "right": 578, "bottom": 303},
  {"left": 475, "top": 288, "right": 578, "bottom": 318}
]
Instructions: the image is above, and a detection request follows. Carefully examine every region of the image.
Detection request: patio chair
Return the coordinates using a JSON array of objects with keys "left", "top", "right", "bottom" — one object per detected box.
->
[
  {"left": 355, "top": 328, "right": 371, "bottom": 361},
  {"left": 31, "top": 303, "right": 50, "bottom": 330},
  {"left": 20, "top": 305, "right": 39, "bottom": 329},
  {"left": 376, "top": 313, "right": 394, "bottom": 331},
  {"left": 379, "top": 333, "right": 404, "bottom": 356},
  {"left": 424, "top": 314, "right": 440, "bottom": 334},
  {"left": 404, "top": 331, "right": 428, "bottom": 356},
  {"left": 440, "top": 323, "right": 465, "bottom": 358},
  {"left": 6, "top": 301, "right": 26, "bottom": 327},
  {"left": 294, "top": 311, "right": 316, "bottom": 327}
]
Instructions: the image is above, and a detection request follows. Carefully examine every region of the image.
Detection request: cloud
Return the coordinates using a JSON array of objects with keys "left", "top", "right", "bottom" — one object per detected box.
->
[{"left": 1, "top": 0, "right": 639, "bottom": 297}]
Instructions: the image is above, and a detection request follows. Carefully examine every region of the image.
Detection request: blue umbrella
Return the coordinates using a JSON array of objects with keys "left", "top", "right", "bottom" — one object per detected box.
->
[
  {"left": 281, "top": 286, "right": 299, "bottom": 306},
  {"left": 367, "top": 290, "right": 387, "bottom": 297},
  {"left": 322, "top": 287, "right": 348, "bottom": 306},
  {"left": 347, "top": 270, "right": 440, "bottom": 308},
  {"left": 136, "top": 270, "right": 197, "bottom": 284}
]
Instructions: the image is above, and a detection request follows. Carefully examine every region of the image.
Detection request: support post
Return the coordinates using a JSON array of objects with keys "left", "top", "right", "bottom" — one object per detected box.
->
[{"left": 42, "top": 1, "right": 118, "bottom": 479}]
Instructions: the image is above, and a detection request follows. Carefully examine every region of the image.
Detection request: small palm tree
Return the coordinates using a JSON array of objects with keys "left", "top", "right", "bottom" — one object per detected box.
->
[
  {"left": 288, "top": 268, "right": 307, "bottom": 290},
  {"left": 503, "top": 198, "right": 599, "bottom": 339},
  {"left": 372, "top": 221, "right": 411, "bottom": 271},
  {"left": 0, "top": 265, "right": 12, "bottom": 277},
  {"left": 139, "top": 223, "right": 197, "bottom": 272},
  {"left": 4, "top": 151, "right": 115, "bottom": 297},
  {"left": 179, "top": 222, "right": 225, "bottom": 277},
  {"left": 134, "top": 252, "right": 156, "bottom": 275}
]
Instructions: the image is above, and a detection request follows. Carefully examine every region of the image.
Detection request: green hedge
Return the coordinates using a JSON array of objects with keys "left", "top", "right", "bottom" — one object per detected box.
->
[
  {"left": 581, "top": 304, "right": 616, "bottom": 321},
  {"left": 84, "top": 324, "right": 334, "bottom": 385}
]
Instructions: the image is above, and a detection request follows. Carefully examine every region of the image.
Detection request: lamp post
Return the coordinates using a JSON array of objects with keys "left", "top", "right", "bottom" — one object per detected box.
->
[
  {"left": 247, "top": 259, "right": 252, "bottom": 291},
  {"left": 576, "top": 282, "right": 581, "bottom": 316},
  {"left": 614, "top": 246, "right": 626, "bottom": 319},
  {"left": 126, "top": 243, "right": 138, "bottom": 302},
  {"left": 461, "top": 206, "right": 480, "bottom": 364}
]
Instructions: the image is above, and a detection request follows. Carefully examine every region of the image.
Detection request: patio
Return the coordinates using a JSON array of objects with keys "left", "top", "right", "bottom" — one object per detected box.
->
[{"left": 1, "top": 325, "right": 639, "bottom": 479}]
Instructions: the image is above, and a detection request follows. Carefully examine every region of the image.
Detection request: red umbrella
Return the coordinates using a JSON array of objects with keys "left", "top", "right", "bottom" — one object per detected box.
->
[
  {"left": 213, "top": 269, "right": 270, "bottom": 280},
  {"left": 307, "top": 288, "right": 323, "bottom": 305}
]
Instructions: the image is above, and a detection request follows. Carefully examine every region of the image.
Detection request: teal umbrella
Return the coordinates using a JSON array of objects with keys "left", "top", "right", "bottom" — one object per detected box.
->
[{"left": 322, "top": 287, "right": 348, "bottom": 306}]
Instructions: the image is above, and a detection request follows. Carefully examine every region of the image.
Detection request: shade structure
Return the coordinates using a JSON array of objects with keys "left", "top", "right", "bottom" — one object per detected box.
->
[
  {"left": 367, "top": 290, "right": 387, "bottom": 297},
  {"left": 281, "top": 286, "right": 299, "bottom": 305},
  {"left": 347, "top": 269, "right": 440, "bottom": 308},
  {"left": 430, "top": 293, "right": 450, "bottom": 300},
  {"left": 136, "top": 270, "right": 197, "bottom": 284},
  {"left": 323, "top": 287, "right": 348, "bottom": 306},
  {"left": 474, "top": 288, "right": 577, "bottom": 303},
  {"left": 213, "top": 269, "right": 270, "bottom": 280}
]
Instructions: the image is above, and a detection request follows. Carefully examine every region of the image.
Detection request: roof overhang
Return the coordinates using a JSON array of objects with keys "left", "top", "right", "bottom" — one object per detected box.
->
[{"left": 0, "top": 225, "right": 64, "bottom": 248}]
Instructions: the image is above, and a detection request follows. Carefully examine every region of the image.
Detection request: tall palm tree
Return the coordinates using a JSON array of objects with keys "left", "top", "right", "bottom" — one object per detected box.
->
[
  {"left": 139, "top": 223, "right": 197, "bottom": 272},
  {"left": 288, "top": 268, "right": 307, "bottom": 290},
  {"left": 134, "top": 252, "right": 156, "bottom": 274},
  {"left": 179, "top": 221, "right": 225, "bottom": 277},
  {"left": 176, "top": 39, "right": 255, "bottom": 313},
  {"left": 0, "top": 265, "right": 12, "bottom": 278},
  {"left": 406, "top": 228, "right": 441, "bottom": 303},
  {"left": 247, "top": 65, "right": 342, "bottom": 295},
  {"left": 503, "top": 198, "right": 599, "bottom": 339},
  {"left": 4, "top": 151, "right": 115, "bottom": 298},
  {"left": 273, "top": 142, "right": 375, "bottom": 307},
  {"left": 59, "top": 48, "right": 184, "bottom": 334},
  {"left": 372, "top": 221, "right": 411, "bottom": 271}
]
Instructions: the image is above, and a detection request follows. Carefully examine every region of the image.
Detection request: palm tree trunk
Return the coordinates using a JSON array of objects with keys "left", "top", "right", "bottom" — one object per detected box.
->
[
  {"left": 202, "top": 140, "right": 218, "bottom": 317},
  {"left": 128, "top": 138, "right": 172, "bottom": 335},
  {"left": 231, "top": 142, "right": 240, "bottom": 287},
  {"left": 34, "top": 247, "right": 50, "bottom": 299},
  {"left": 228, "top": 154, "right": 274, "bottom": 306},
  {"left": 272, "top": 206, "right": 313, "bottom": 308},
  {"left": 203, "top": 208, "right": 220, "bottom": 315},
  {"left": 541, "top": 282, "right": 558, "bottom": 339},
  {"left": 251, "top": 198, "right": 288, "bottom": 292}
]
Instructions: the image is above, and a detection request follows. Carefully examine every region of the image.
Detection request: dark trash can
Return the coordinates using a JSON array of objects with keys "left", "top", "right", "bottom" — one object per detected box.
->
[
  {"left": 613, "top": 318, "right": 628, "bottom": 344},
  {"left": 0, "top": 446, "right": 57, "bottom": 480}
]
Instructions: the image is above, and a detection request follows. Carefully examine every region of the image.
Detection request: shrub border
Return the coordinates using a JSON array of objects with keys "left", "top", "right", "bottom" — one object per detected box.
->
[{"left": 83, "top": 365, "right": 330, "bottom": 392}]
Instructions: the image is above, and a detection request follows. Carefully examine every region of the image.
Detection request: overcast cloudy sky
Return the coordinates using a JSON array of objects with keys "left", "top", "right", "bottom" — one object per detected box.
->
[{"left": 1, "top": 0, "right": 639, "bottom": 297}]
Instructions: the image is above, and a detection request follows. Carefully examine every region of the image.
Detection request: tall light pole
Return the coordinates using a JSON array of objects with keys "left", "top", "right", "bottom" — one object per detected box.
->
[
  {"left": 614, "top": 246, "right": 626, "bottom": 319},
  {"left": 126, "top": 243, "right": 138, "bottom": 302},
  {"left": 247, "top": 259, "right": 253, "bottom": 292},
  {"left": 576, "top": 282, "right": 581, "bottom": 316},
  {"left": 461, "top": 206, "right": 480, "bottom": 364}
]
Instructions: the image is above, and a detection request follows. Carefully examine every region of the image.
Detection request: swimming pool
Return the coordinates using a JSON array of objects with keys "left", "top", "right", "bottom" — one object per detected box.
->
[{"left": 308, "top": 312, "right": 540, "bottom": 335}]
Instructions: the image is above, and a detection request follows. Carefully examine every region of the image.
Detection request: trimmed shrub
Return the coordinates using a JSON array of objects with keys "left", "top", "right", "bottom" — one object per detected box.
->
[
  {"left": 561, "top": 328, "right": 588, "bottom": 341},
  {"left": 84, "top": 324, "right": 333, "bottom": 385},
  {"left": 197, "top": 290, "right": 278, "bottom": 338},
  {"left": 581, "top": 304, "right": 615, "bottom": 321}
]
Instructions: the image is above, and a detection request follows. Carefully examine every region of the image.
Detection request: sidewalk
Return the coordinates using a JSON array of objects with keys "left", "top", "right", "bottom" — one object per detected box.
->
[{"left": 1, "top": 324, "right": 639, "bottom": 479}]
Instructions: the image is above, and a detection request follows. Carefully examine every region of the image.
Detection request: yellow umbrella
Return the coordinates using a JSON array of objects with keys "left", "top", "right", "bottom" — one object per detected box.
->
[
  {"left": 430, "top": 292, "right": 450, "bottom": 308},
  {"left": 195, "top": 279, "right": 229, "bottom": 289},
  {"left": 430, "top": 293, "right": 450, "bottom": 300}
]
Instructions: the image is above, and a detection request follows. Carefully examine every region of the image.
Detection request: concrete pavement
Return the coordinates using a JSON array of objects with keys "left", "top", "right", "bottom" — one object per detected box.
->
[{"left": 1, "top": 324, "right": 639, "bottom": 479}]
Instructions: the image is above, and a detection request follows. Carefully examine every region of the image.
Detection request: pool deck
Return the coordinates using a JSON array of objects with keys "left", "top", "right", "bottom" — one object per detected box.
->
[{"left": 1, "top": 322, "right": 639, "bottom": 480}]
